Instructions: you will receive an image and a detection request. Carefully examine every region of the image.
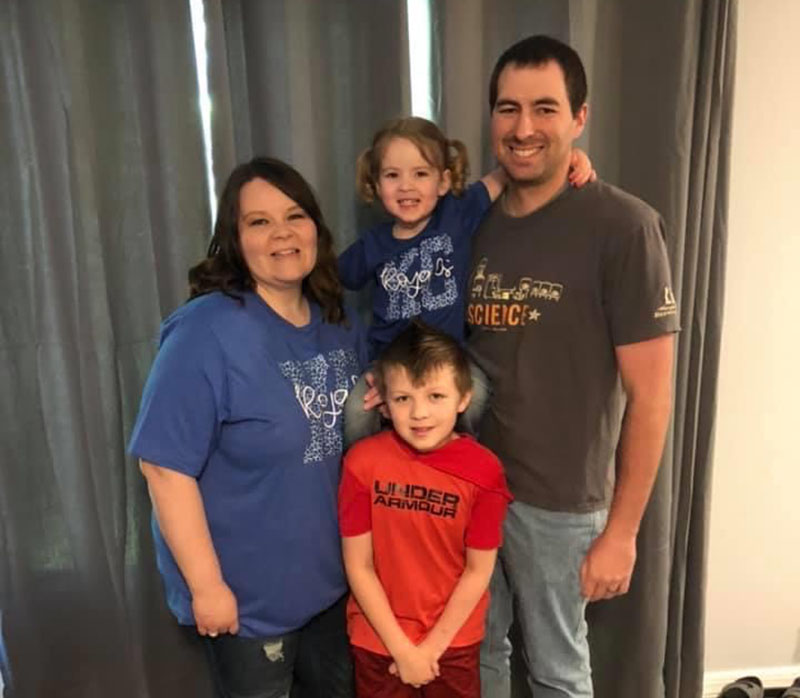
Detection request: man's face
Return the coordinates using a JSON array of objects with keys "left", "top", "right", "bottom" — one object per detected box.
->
[{"left": 491, "top": 61, "right": 587, "bottom": 186}]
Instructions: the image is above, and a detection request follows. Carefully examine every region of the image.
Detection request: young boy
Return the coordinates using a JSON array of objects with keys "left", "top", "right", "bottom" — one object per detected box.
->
[{"left": 338, "top": 322, "right": 511, "bottom": 697}]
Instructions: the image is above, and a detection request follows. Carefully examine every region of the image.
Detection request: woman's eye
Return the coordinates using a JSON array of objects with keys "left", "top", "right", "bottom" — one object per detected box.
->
[
  {"left": 288, "top": 212, "right": 307, "bottom": 221},
  {"left": 251, "top": 217, "right": 269, "bottom": 226}
]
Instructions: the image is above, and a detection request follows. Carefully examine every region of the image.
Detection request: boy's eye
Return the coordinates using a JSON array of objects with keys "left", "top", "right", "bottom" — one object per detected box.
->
[
  {"left": 431, "top": 393, "right": 446, "bottom": 400},
  {"left": 393, "top": 395, "right": 408, "bottom": 403}
]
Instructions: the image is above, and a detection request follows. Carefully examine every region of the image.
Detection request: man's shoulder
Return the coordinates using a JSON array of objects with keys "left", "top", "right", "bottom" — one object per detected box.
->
[{"left": 573, "top": 180, "right": 662, "bottom": 228}]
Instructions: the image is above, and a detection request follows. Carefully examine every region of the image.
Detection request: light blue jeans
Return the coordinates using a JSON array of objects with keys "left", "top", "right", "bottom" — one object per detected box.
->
[
  {"left": 343, "top": 359, "right": 491, "bottom": 448},
  {"left": 481, "top": 501, "right": 608, "bottom": 698}
]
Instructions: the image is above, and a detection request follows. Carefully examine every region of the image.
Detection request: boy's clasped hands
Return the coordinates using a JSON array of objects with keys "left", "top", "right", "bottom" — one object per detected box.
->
[{"left": 388, "top": 636, "right": 446, "bottom": 688}]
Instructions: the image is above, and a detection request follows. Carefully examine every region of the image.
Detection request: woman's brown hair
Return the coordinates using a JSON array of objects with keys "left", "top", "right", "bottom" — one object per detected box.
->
[{"left": 188, "top": 157, "right": 345, "bottom": 325}]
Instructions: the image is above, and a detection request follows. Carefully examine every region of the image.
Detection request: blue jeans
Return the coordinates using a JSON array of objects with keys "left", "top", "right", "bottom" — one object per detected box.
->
[
  {"left": 205, "top": 595, "right": 353, "bottom": 698},
  {"left": 343, "top": 360, "right": 491, "bottom": 448},
  {"left": 480, "top": 502, "right": 607, "bottom": 698}
]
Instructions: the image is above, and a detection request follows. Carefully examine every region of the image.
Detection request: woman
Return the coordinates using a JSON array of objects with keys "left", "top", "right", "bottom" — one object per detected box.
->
[{"left": 129, "top": 157, "right": 366, "bottom": 697}]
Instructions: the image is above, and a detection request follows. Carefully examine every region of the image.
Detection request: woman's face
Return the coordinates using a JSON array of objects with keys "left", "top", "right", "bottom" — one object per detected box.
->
[{"left": 238, "top": 178, "right": 318, "bottom": 297}]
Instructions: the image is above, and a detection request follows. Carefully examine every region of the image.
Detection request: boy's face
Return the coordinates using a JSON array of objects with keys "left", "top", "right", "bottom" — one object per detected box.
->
[{"left": 383, "top": 364, "right": 472, "bottom": 452}]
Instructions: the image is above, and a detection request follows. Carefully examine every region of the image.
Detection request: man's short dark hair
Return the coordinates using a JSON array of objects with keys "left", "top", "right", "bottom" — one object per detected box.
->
[
  {"left": 374, "top": 321, "right": 473, "bottom": 398},
  {"left": 489, "top": 35, "right": 588, "bottom": 116}
]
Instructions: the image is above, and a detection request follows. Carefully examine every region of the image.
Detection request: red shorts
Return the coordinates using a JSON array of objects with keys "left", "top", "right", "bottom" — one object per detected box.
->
[{"left": 352, "top": 643, "right": 480, "bottom": 698}]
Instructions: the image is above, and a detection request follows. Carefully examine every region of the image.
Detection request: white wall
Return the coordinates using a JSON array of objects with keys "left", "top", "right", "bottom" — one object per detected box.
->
[{"left": 705, "top": 0, "right": 800, "bottom": 682}]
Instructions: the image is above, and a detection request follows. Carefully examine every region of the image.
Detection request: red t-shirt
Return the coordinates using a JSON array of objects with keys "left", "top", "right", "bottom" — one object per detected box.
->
[{"left": 339, "top": 430, "right": 511, "bottom": 655}]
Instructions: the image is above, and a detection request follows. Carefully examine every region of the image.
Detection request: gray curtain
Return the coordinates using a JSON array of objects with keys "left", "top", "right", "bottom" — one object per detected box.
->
[
  {"left": 0, "top": 0, "right": 214, "bottom": 696},
  {"left": 0, "top": 0, "right": 734, "bottom": 696},
  {"left": 432, "top": 1, "right": 737, "bottom": 697},
  {"left": 204, "top": 0, "right": 412, "bottom": 255},
  {"left": 1, "top": 1, "right": 413, "bottom": 695}
]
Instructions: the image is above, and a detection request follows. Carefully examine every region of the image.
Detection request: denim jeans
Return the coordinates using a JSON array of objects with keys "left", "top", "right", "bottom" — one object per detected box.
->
[
  {"left": 343, "top": 360, "right": 491, "bottom": 448},
  {"left": 205, "top": 595, "right": 354, "bottom": 698},
  {"left": 480, "top": 502, "right": 607, "bottom": 698}
]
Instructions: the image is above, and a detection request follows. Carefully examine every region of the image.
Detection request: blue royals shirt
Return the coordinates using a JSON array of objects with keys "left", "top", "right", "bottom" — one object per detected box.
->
[
  {"left": 129, "top": 291, "right": 367, "bottom": 637},
  {"left": 338, "top": 182, "right": 491, "bottom": 359}
]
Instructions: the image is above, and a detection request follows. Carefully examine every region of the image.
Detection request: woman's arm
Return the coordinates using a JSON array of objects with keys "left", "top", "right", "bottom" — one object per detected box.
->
[
  {"left": 140, "top": 461, "right": 238, "bottom": 636},
  {"left": 342, "top": 532, "right": 438, "bottom": 687}
]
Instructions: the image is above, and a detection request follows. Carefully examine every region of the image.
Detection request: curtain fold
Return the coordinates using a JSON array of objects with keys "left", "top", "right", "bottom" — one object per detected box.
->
[
  {"left": 1, "top": 1, "right": 735, "bottom": 696},
  {"left": 204, "top": 0, "right": 412, "bottom": 254},
  {"left": 0, "top": 1, "right": 214, "bottom": 696}
]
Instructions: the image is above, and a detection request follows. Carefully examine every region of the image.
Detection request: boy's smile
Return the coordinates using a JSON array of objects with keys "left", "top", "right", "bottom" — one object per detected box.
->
[{"left": 383, "top": 364, "right": 471, "bottom": 452}]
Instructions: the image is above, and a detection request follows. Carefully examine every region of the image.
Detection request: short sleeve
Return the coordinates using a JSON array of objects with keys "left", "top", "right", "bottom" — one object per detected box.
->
[
  {"left": 128, "top": 315, "right": 226, "bottom": 477},
  {"left": 458, "top": 182, "right": 492, "bottom": 241},
  {"left": 338, "top": 237, "right": 372, "bottom": 290},
  {"left": 349, "top": 310, "right": 370, "bottom": 371},
  {"left": 603, "top": 213, "right": 681, "bottom": 346},
  {"left": 464, "top": 489, "right": 509, "bottom": 550},
  {"left": 338, "top": 455, "right": 372, "bottom": 537}
]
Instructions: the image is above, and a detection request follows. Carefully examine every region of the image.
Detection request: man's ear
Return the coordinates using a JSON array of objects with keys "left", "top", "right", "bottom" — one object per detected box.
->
[{"left": 572, "top": 103, "right": 588, "bottom": 139}]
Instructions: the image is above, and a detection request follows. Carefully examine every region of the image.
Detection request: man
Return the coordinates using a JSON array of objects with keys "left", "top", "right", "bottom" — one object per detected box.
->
[{"left": 466, "top": 35, "right": 680, "bottom": 698}]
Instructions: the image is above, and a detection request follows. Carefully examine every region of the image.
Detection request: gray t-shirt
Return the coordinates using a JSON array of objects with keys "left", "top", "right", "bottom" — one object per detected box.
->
[{"left": 467, "top": 180, "right": 680, "bottom": 512}]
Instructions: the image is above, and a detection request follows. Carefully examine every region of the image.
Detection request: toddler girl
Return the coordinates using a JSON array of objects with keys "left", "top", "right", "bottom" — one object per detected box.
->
[{"left": 339, "top": 116, "right": 593, "bottom": 445}]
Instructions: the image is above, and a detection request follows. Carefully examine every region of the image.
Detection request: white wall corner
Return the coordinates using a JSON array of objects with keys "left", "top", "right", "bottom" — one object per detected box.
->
[{"left": 703, "top": 666, "right": 800, "bottom": 697}]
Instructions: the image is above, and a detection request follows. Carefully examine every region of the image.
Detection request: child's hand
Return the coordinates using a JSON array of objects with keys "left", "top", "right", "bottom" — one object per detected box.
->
[
  {"left": 363, "top": 372, "right": 389, "bottom": 418},
  {"left": 568, "top": 147, "right": 597, "bottom": 187},
  {"left": 390, "top": 646, "right": 438, "bottom": 687},
  {"left": 416, "top": 636, "right": 445, "bottom": 670}
]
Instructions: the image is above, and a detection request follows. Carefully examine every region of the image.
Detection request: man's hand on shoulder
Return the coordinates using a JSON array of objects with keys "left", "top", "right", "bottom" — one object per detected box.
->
[{"left": 579, "top": 530, "right": 636, "bottom": 602}]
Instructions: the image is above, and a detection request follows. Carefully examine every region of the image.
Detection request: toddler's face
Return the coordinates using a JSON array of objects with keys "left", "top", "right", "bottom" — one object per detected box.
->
[
  {"left": 375, "top": 137, "right": 451, "bottom": 239},
  {"left": 383, "top": 364, "right": 471, "bottom": 452}
]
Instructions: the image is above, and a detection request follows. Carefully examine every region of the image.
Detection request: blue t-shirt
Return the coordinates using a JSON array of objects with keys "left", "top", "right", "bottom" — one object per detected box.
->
[
  {"left": 129, "top": 291, "right": 368, "bottom": 637},
  {"left": 339, "top": 182, "right": 491, "bottom": 359}
]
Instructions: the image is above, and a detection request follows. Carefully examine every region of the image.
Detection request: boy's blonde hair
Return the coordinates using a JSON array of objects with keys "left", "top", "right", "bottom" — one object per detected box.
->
[{"left": 355, "top": 117, "right": 470, "bottom": 203}]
